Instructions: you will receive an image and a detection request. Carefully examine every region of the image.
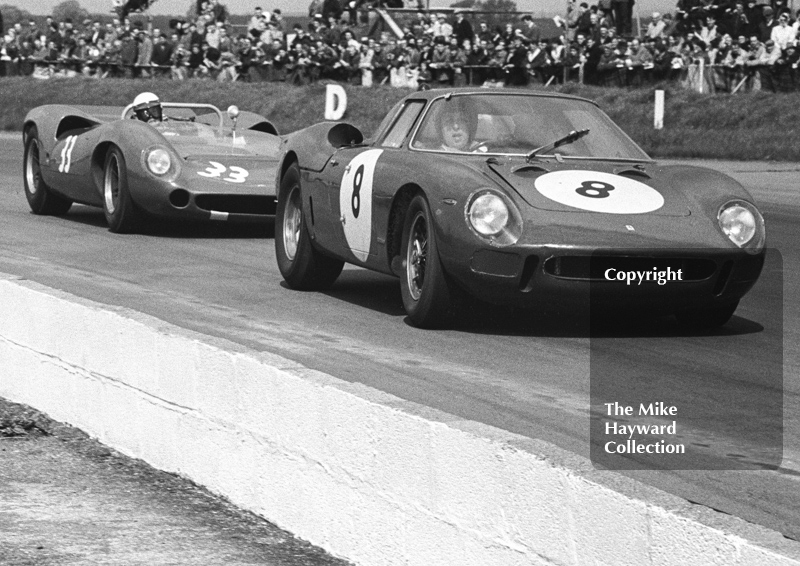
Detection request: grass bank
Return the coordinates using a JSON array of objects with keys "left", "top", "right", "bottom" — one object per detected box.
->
[{"left": 3, "top": 77, "right": 798, "bottom": 161}]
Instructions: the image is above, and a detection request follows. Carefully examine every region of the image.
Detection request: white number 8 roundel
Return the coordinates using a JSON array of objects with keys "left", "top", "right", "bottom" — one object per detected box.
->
[
  {"left": 534, "top": 170, "right": 664, "bottom": 214},
  {"left": 339, "top": 149, "right": 383, "bottom": 261}
]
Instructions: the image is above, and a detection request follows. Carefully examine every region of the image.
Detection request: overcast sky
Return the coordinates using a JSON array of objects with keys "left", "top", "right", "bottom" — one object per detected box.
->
[{"left": 12, "top": 0, "right": 673, "bottom": 22}]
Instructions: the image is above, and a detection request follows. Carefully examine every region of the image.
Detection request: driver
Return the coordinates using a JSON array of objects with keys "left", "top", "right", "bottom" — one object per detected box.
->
[
  {"left": 132, "top": 91, "right": 163, "bottom": 123},
  {"left": 437, "top": 100, "right": 483, "bottom": 152}
]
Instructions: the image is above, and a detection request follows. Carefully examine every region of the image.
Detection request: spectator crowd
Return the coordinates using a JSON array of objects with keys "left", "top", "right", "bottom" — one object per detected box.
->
[{"left": 1, "top": 0, "right": 800, "bottom": 92}]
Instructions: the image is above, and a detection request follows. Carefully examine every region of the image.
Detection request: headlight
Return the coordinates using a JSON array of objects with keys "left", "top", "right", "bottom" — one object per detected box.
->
[
  {"left": 718, "top": 200, "right": 765, "bottom": 253},
  {"left": 146, "top": 148, "right": 172, "bottom": 176},
  {"left": 466, "top": 189, "right": 523, "bottom": 246},
  {"left": 469, "top": 193, "right": 509, "bottom": 235}
]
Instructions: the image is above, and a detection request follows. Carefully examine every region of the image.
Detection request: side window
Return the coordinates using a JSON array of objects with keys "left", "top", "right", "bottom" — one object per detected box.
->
[{"left": 380, "top": 101, "right": 426, "bottom": 149}]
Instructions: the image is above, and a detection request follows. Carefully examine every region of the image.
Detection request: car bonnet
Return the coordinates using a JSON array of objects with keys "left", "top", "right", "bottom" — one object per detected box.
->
[{"left": 488, "top": 160, "right": 691, "bottom": 217}]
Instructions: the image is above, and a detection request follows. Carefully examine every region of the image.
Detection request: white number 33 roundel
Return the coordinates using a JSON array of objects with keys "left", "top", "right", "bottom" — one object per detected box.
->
[{"left": 197, "top": 161, "right": 249, "bottom": 183}]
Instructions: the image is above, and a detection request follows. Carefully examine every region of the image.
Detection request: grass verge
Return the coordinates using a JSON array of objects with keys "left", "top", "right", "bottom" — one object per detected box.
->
[{"left": 3, "top": 77, "right": 799, "bottom": 161}]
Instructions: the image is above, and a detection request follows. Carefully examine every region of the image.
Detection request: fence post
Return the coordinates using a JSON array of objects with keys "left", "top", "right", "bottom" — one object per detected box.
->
[
  {"left": 654, "top": 89, "right": 664, "bottom": 130},
  {"left": 698, "top": 59, "right": 705, "bottom": 93}
]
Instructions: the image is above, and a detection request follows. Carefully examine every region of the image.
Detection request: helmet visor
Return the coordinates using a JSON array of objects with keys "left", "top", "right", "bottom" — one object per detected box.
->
[{"left": 134, "top": 100, "right": 162, "bottom": 121}]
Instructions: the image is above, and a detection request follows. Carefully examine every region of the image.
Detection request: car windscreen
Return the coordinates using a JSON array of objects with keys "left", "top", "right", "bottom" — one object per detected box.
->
[{"left": 410, "top": 94, "right": 650, "bottom": 161}]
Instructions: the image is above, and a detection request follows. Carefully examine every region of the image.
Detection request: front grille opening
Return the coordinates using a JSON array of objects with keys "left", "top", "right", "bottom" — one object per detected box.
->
[
  {"left": 713, "top": 260, "right": 734, "bottom": 295},
  {"left": 195, "top": 195, "right": 276, "bottom": 215},
  {"left": 543, "top": 256, "right": 717, "bottom": 281},
  {"left": 169, "top": 189, "right": 190, "bottom": 209},
  {"left": 519, "top": 255, "right": 540, "bottom": 292}
]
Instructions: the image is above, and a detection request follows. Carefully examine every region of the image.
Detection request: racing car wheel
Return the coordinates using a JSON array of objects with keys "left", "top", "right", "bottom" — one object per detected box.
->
[
  {"left": 23, "top": 126, "right": 73, "bottom": 216},
  {"left": 103, "top": 146, "right": 141, "bottom": 233},
  {"left": 275, "top": 163, "right": 344, "bottom": 289}
]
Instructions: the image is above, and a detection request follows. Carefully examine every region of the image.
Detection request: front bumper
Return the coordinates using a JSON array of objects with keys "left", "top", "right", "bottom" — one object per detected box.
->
[{"left": 128, "top": 174, "right": 277, "bottom": 223}]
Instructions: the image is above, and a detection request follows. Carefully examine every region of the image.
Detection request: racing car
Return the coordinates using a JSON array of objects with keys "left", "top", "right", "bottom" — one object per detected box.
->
[
  {"left": 23, "top": 95, "right": 282, "bottom": 233},
  {"left": 274, "top": 89, "right": 766, "bottom": 328}
]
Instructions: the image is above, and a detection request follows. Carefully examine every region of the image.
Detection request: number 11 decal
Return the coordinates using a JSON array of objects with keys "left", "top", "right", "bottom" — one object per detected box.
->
[{"left": 59, "top": 136, "right": 78, "bottom": 173}]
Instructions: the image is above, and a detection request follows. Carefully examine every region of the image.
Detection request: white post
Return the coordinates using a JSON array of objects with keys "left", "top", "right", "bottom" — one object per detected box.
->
[
  {"left": 697, "top": 59, "right": 705, "bottom": 93},
  {"left": 654, "top": 89, "right": 664, "bottom": 130}
]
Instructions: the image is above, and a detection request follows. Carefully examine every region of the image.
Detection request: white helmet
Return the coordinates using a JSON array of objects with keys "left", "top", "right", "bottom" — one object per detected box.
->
[{"left": 133, "top": 92, "right": 162, "bottom": 122}]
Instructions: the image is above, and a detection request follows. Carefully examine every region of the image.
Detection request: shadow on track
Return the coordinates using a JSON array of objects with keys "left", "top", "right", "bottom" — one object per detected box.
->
[
  {"left": 51, "top": 205, "right": 274, "bottom": 239},
  {"left": 300, "top": 268, "right": 766, "bottom": 338},
  {"left": 280, "top": 269, "right": 408, "bottom": 317}
]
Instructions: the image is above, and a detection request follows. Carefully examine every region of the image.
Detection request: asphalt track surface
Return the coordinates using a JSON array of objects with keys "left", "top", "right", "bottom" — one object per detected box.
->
[{"left": 1, "top": 132, "right": 798, "bottom": 541}]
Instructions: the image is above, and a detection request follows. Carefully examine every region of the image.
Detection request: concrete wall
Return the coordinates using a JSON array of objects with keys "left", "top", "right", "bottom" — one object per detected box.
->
[{"left": 1, "top": 272, "right": 798, "bottom": 566}]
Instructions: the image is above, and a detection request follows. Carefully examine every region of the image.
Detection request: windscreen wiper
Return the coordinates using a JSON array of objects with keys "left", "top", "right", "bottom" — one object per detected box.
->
[{"left": 526, "top": 129, "right": 590, "bottom": 162}]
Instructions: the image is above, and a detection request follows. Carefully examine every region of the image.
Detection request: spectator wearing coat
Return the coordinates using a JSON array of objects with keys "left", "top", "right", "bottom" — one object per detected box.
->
[
  {"left": 756, "top": 38, "right": 782, "bottom": 90},
  {"left": 87, "top": 21, "right": 105, "bottom": 46},
  {"left": 504, "top": 35, "right": 529, "bottom": 85},
  {"left": 119, "top": 33, "right": 138, "bottom": 78},
  {"left": 135, "top": 28, "right": 153, "bottom": 77},
  {"left": 453, "top": 11, "right": 474, "bottom": 48},
  {"left": 151, "top": 33, "right": 174, "bottom": 76},
  {"left": 612, "top": 0, "right": 634, "bottom": 36},
  {"left": 758, "top": 6, "right": 777, "bottom": 42},
  {"left": 520, "top": 14, "right": 541, "bottom": 43},
  {"left": 527, "top": 38, "right": 551, "bottom": 83},
  {"left": 770, "top": 12, "right": 794, "bottom": 50},
  {"left": 647, "top": 12, "right": 666, "bottom": 38}
]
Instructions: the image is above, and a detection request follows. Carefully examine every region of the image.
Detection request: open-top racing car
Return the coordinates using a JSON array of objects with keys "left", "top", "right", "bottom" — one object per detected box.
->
[
  {"left": 274, "top": 89, "right": 766, "bottom": 328},
  {"left": 23, "top": 93, "right": 282, "bottom": 233}
]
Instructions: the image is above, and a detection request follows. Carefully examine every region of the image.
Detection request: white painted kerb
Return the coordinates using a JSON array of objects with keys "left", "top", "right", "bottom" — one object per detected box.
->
[{"left": 0, "top": 273, "right": 797, "bottom": 566}]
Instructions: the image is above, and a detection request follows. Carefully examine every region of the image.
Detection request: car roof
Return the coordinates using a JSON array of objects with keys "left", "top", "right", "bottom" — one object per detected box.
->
[{"left": 401, "top": 87, "right": 599, "bottom": 107}]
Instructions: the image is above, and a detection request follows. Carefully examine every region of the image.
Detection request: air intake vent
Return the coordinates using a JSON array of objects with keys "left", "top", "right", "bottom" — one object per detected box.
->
[
  {"left": 543, "top": 256, "right": 717, "bottom": 281},
  {"left": 615, "top": 168, "right": 652, "bottom": 180},
  {"left": 195, "top": 195, "right": 276, "bottom": 215}
]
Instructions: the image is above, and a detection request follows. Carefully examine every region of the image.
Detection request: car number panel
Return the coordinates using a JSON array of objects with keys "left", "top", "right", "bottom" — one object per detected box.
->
[
  {"left": 49, "top": 131, "right": 102, "bottom": 205},
  {"left": 337, "top": 149, "right": 383, "bottom": 262}
]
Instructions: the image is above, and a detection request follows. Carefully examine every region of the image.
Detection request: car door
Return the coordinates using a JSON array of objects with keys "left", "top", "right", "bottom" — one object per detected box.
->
[
  {"left": 312, "top": 145, "right": 376, "bottom": 262},
  {"left": 323, "top": 100, "right": 428, "bottom": 266}
]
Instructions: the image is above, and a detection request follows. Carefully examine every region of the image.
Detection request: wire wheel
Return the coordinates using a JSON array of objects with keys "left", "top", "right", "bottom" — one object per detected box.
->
[
  {"left": 103, "top": 146, "right": 139, "bottom": 233},
  {"left": 22, "top": 126, "right": 72, "bottom": 216},
  {"left": 399, "top": 194, "right": 458, "bottom": 328},
  {"left": 25, "top": 139, "right": 41, "bottom": 196},
  {"left": 104, "top": 152, "right": 120, "bottom": 215},
  {"left": 274, "top": 163, "right": 343, "bottom": 290},
  {"left": 282, "top": 184, "right": 302, "bottom": 261},
  {"left": 406, "top": 212, "right": 428, "bottom": 301}
]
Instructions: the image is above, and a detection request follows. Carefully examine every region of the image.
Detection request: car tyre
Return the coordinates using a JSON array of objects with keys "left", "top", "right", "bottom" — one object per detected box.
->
[
  {"left": 400, "top": 193, "right": 458, "bottom": 328},
  {"left": 103, "top": 146, "right": 140, "bottom": 233},
  {"left": 23, "top": 126, "right": 73, "bottom": 216},
  {"left": 675, "top": 300, "right": 739, "bottom": 329},
  {"left": 275, "top": 163, "right": 344, "bottom": 290}
]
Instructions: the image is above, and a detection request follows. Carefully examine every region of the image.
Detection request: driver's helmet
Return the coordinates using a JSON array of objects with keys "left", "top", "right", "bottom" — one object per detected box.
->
[{"left": 132, "top": 92, "right": 162, "bottom": 122}]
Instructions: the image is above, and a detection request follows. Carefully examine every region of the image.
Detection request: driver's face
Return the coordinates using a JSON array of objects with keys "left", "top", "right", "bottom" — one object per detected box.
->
[
  {"left": 137, "top": 104, "right": 162, "bottom": 122},
  {"left": 441, "top": 113, "right": 469, "bottom": 150}
]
